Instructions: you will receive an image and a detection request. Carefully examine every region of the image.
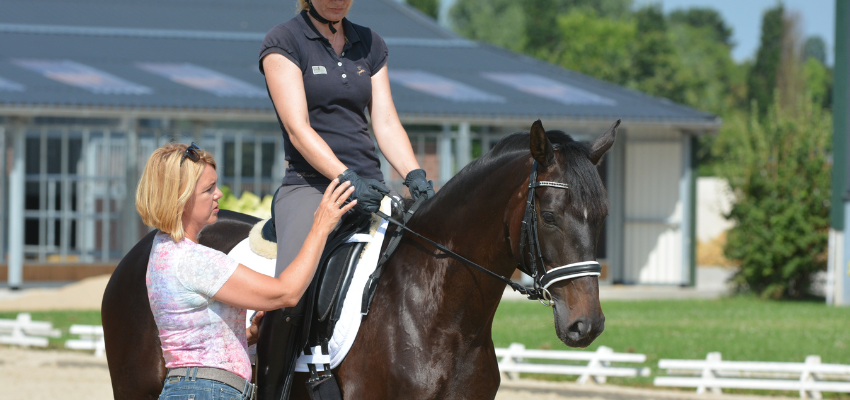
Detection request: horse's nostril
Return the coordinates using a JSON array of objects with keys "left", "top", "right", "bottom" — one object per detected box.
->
[{"left": 568, "top": 319, "right": 589, "bottom": 338}]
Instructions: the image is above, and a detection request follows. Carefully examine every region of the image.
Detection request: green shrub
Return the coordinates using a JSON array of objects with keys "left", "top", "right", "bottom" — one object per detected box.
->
[
  {"left": 713, "top": 96, "right": 831, "bottom": 299},
  {"left": 218, "top": 186, "right": 273, "bottom": 219}
]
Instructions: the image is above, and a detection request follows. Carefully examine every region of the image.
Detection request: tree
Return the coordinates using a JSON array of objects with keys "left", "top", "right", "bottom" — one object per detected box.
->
[
  {"left": 803, "top": 57, "right": 832, "bottom": 110},
  {"left": 668, "top": 14, "right": 740, "bottom": 115},
  {"left": 803, "top": 36, "right": 827, "bottom": 64},
  {"left": 524, "top": 0, "right": 559, "bottom": 56},
  {"left": 747, "top": 4, "right": 784, "bottom": 116},
  {"left": 545, "top": 9, "right": 635, "bottom": 85},
  {"left": 714, "top": 95, "right": 832, "bottom": 299},
  {"left": 630, "top": 4, "right": 687, "bottom": 103},
  {"left": 449, "top": 0, "right": 633, "bottom": 54},
  {"left": 450, "top": 0, "right": 527, "bottom": 53},
  {"left": 406, "top": 0, "right": 439, "bottom": 20},
  {"left": 669, "top": 7, "right": 733, "bottom": 47}
]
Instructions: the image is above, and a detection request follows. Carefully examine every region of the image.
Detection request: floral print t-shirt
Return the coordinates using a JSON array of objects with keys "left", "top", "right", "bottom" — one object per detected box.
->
[{"left": 146, "top": 232, "right": 250, "bottom": 380}]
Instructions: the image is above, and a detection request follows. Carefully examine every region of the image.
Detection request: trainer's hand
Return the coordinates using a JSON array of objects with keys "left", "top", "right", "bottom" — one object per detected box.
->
[
  {"left": 312, "top": 179, "right": 356, "bottom": 235},
  {"left": 337, "top": 169, "right": 389, "bottom": 215},
  {"left": 246, "top": 311, "right": 264, "bottom": 346},
  {"left": 403, "top": 169, "right": 435, "bottom": 201}
]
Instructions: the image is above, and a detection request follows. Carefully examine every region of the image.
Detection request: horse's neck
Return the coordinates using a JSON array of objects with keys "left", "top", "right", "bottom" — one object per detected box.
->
[{"left": 387, "top": 156, "right": 528, "bottom": 334}]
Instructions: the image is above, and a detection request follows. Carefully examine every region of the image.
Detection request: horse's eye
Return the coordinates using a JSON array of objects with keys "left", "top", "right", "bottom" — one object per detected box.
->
[{"left": 542, "top": 212, "right": 556, "bottom": 224}]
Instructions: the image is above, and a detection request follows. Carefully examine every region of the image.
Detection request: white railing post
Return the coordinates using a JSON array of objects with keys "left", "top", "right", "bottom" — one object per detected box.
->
[
  {"left": 697, "top": 352, "right": 722, "bottom": 395},
  {"left": 503, "top": 343, "right": 524, "bottom": 380},
  {"left": 578, "top": 345, "right": 613, "bottom": 384},
  {"left": 801, "top": 355, "right": 824, "bottom": 399}
]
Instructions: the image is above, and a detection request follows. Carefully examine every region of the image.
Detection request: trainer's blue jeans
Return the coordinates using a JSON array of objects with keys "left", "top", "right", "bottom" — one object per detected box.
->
[{"left": 158, "top": 376, "right": 246, "bottom": 400}]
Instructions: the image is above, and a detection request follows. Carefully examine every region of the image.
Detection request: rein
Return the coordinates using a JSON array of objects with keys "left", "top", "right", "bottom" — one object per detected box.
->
[{"left": 375, "top": 158, "right": 601, "bottom": 307}]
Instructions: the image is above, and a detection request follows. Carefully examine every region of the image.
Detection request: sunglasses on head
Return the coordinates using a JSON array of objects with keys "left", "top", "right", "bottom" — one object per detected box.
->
[{"left": 180, "top": 142, "right": 202, "bottom": 166}]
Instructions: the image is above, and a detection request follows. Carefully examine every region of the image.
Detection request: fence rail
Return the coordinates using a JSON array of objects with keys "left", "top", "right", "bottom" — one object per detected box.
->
[
  {"left": 65, "top": 324, "right": 105, "bottom": 357},
  {"left": 654, "top": 352, "right": 850, "bottom": 399},
  {"left": 0, "top": 313, "right": 60, "bottom": 347},
  {"left": 495, "top": 343, "right": 649, "bottom": 384}
]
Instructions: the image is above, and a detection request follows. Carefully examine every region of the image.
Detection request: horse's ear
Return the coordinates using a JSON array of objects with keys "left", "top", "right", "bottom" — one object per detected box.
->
[
  {"left": 530, "top": 120, "right": 555, "bottom": 166},
  {"left": 589, "top": 119, "right": 620, "bottom": 165}
]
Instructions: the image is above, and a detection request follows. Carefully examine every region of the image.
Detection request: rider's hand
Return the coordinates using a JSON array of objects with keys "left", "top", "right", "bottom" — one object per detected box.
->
[
  {"left": 246, "top": 311, "right": 264, "bottom": 347},
  {"left": 337, "top": 169, "right": 389, "bottom": 215},
  {"left": 403, "top": 169, "right": 435, "bottom": 201},
  {"left": 312, "top": 179, "right": 356, "bottom": 235}
]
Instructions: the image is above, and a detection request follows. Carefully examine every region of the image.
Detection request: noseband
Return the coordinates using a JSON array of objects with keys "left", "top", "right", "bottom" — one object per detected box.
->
[{"left": 374, "top": 158, "right": 601, "bottom": 308}]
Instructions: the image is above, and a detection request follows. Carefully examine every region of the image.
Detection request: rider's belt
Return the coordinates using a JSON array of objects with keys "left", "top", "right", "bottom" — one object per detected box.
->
[{"left": 167, "top": 367, "right": 256, "bottom": 399}]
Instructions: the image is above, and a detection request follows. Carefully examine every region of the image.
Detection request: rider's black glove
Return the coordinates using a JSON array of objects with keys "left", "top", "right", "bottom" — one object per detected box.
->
[
  {"left": 403, "top": 169, "right": 435, "bottom": 201},
  {"left": 338, "top": 169, "right": 389, "bottom": 215}
]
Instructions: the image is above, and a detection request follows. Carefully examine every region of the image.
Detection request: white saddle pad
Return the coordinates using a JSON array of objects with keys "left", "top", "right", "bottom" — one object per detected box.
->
[{"left": 226, "top": 198, "right": 391, "bottom": 369}]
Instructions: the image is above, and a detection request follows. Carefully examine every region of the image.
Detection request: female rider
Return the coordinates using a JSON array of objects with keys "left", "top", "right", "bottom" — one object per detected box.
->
[{"left": 260, "top": 0, "right": 435, "bottom": 277}]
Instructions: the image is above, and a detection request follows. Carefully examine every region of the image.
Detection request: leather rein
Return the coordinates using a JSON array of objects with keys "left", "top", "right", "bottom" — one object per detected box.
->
[{"left": 375, "top": 158, "right": 601, "bottom": 307}]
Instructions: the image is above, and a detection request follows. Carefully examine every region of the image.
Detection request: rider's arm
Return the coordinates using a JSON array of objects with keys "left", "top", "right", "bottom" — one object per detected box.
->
[
  {"left": 213, "top": 181, "right": 356, "bottom": 311},
  {"left": 369, "top": 65, "right": 421, "bottom": 179},
  {"left": 263, "top": 53, "right": 347, "bottom": 180}
]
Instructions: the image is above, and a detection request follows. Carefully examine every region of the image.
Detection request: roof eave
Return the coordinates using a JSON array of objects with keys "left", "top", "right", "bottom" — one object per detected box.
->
[
  {"left": 0, "top": 104, "right": 722, "bottom": 134},
  {"left": 0, "top": 103, "right": 279, "bottom": 122}
]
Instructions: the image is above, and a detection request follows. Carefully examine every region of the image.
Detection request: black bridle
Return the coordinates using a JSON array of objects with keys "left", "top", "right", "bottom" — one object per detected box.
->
[
  {"left": 518, "top": 160, "right": 602, "bottom": 306},
  {"left": 374, "top": 158, "right": 601, "bottom": 307}
]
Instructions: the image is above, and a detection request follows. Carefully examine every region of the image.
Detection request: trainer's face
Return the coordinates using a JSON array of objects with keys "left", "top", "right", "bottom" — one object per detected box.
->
[
  {"left": 183, "top": 164, "right": 222, "bottom": 231},
  {"left": 312, "top": 0, "right": 353, "bottom": 21}
]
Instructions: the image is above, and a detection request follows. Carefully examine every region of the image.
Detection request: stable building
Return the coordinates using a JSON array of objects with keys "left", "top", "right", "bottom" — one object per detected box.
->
[{"left": 0, "top": 0, "right": 720, "bottom": 286}]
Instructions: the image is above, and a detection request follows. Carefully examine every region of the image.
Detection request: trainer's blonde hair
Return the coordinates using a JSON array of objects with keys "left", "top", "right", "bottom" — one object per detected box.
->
[
  {"left": 297, "top": 0, "right": 309, "bottom": 11},
  {"left": 136, "top": 143, "right": 217, "bottom": 242}
]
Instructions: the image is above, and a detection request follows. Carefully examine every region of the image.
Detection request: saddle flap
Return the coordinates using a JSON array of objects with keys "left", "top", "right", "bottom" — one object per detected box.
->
[{"left": 315, "top": 241, "right": 367, "bottom": 322}]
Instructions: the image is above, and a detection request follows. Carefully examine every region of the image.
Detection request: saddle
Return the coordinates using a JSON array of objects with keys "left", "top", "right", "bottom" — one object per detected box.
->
[{"left": 256, "top": 197, "right": 408, "bottom": 400}]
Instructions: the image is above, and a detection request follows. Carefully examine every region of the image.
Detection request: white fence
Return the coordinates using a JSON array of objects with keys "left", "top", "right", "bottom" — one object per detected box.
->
[
  {"left": 0, "top": 313, "right": 60, "bottom": 347},
  {"left": 65, "top": 324, "right": 105, "bottom": 357},
  {"left": 655, "top": 352, "right": 850, "bottom": 399},
  {"left": 495, "top": 343, "right": 650, "bottom": 384}
]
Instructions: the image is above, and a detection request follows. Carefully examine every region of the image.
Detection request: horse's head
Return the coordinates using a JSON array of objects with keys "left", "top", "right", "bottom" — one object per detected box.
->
[{"left": 513, "top": 119, "right": 618, "bottom": 348}]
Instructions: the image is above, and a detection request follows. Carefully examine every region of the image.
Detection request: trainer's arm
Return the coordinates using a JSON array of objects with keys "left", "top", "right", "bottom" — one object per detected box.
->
[
  {"left": 263, "top": 53, "right": 347, "bottom": 179},
  {"left": 370, "top": 65, "right": 421, "bottom": 179},
  {"left": 213, "top": 181, "right": 356, "bottom": 311}
]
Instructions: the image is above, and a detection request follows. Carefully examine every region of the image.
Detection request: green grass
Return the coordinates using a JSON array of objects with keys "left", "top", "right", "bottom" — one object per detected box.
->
[
  {"left": 0, "top": 310, "right": 102, "bottom": 350},
  {"left": 492, "top": 296, "right": 850, "bottom": 397}
]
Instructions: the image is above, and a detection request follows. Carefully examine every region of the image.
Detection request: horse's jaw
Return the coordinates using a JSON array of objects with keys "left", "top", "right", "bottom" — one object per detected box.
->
[{"left": 550, "top": 277, "right": 605, "bottom": 348}]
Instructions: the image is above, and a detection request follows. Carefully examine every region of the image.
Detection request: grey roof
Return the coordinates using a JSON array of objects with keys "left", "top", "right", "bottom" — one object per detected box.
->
[{"left": 0, "top": 0, "right": 719, "bottom": 129}]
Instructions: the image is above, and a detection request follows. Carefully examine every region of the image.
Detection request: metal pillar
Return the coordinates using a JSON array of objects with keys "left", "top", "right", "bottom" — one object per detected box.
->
[
  {"left": 832, "top": 0, "right": 850, "bottom": 305},
  {"left": 7, "top": 125, "right": 24, "bottom": 289},
  {"left": 123, "top": 117, "right": 139, "bottom": 253},
  {"left": 457, "top": 122, "right": 471, "bottom": 170},
  {"left": 606, "top": 128, "right": 626, "bottom": 284},
  {"left": 680, "top": 134, "right": 696, "bottom": 287},
  {"left": 438, "top": 124, "right": 453, "bottom": 186}
]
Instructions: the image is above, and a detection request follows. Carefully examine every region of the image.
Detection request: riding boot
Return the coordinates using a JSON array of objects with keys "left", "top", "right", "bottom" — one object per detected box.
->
[{"left": 256, "top": 294, "right": 310, "bottom": 400}]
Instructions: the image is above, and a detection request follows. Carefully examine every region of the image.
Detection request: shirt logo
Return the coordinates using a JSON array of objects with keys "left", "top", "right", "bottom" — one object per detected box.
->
[
  {"left": 357, "top": 66, "right": 367, "bottom": 76},
  {"left": 312, "top": 66, "right": 327, "bottom": 75}
]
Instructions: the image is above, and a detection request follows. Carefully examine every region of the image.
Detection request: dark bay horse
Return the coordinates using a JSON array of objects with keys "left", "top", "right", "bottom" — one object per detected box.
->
[{"left": 102, "top": 119, "right": 617, "bottom": 399}]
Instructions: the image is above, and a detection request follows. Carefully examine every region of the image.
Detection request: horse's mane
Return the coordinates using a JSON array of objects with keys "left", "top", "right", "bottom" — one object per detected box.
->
[{"left": 433, "top": 130, "right": 608, "bottom": 221}]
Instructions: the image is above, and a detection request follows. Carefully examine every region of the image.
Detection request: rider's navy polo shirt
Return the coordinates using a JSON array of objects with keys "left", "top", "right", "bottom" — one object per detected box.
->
[{"left": 260, "top": 11, "right": 388, "bottom": 185}]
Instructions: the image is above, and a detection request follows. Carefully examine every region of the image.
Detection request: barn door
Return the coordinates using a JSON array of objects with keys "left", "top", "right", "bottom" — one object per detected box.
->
[{"left": 623, "top": 139, "right": 687, "bottom": 285}]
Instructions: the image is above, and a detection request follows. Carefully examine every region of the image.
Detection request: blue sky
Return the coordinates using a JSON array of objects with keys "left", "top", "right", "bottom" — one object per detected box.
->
[{"left": 436, "top": 0, "right": 836, "bottom": 65}]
